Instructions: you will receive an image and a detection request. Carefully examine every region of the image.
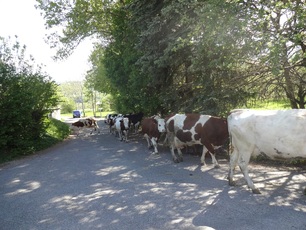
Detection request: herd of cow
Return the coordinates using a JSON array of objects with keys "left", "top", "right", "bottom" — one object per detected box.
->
[{"left": 72, "top": 109, "right": 306, "bottom": 195}]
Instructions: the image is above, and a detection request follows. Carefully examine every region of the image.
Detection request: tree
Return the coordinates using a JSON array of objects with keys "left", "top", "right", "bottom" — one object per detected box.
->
[
  {"left": 37, "top": 0, "right": 305, "bottom": 116},
  {"left": 0, "top": 36, "right": 60, "bottom": 154},
  {"left": 35, "top": 0, "right": 115, "bottom": 59},
  {"left": 126, "top": 0, "right": 251, "bottom": 115},
  {"left": 231, "top": 0, "right": 306, "bottom": 108},
  {"left": 58, "top": 81, "right": 84, "bottom": 110}
]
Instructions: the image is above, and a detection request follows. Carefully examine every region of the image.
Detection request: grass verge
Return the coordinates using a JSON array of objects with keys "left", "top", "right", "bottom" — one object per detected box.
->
[{"left": 0, "top": 118, "right": 70, "bottom": 164}]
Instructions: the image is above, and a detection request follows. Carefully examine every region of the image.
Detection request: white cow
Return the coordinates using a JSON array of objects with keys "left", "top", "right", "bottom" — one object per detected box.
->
[
  {"left": 227, "top": 109, "right": 306, "bottom": 194},
  {"left": 115, "top": 117, "right": 129, "bottom": 142}
]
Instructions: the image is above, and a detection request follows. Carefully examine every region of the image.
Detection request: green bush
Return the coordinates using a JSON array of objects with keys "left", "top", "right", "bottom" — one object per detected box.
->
[
  {"left": 0, "top": 62, "right": 58, "bottom": 148},
  {"left": 0, "top": 36, "right": 63, "bottom": 162}
]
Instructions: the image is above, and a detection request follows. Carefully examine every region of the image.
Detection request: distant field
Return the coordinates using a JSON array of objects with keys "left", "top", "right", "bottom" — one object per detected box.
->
[
  {"left": 240, "top": 99, "right": 291, "bottom": 110},
  {"left": 60, "top": 99, "right": 292, "bottom": 120}
]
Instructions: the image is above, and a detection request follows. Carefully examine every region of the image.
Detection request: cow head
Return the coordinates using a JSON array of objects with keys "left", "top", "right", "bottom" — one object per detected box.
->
[{"left": 157, "top": 118, "right": 166, "bottom": 133}]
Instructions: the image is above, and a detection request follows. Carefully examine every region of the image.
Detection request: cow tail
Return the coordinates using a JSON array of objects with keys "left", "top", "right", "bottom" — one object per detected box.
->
[{"left": 227, "top": 134, "right": 232, "bottom": 161}]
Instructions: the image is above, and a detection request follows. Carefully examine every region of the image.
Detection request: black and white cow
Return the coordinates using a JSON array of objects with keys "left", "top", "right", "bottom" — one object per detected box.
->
[
  {"left": 106, "top": 115, "right": 117, "bottom": 135},
  {"left": 125, "top": 112, "right": 144, "bottom": 133},
  {"left": 105, "top": 113, "right": 118, "bottom": 124},
  {"left": 115, "top": 116, "right": 129, "bottom": 142}
]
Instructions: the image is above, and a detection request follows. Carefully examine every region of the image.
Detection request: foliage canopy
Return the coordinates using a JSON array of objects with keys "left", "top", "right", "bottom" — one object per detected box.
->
[{"left": 36, "top": 0, "right": 306, "bottom": 115}]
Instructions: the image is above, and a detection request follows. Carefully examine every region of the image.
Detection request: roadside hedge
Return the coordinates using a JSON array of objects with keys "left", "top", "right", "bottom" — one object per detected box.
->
[{"left": 0, "top": 61, "right": 60, "bottom": 159}]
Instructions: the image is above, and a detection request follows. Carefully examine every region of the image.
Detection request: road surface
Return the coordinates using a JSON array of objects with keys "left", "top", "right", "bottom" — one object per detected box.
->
[{"left": 1, "top": 119, "right": 306, "bottom": 229}]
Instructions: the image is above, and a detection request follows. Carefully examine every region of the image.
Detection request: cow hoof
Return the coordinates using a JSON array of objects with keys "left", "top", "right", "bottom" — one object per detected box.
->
[
  {"left": 214, "top": 164, "right": 221, "bottom": 169},
  {"left": 228, "top": 180, "right": 236, "bottom": 186},
  {"left": 200, "top": 162, "right": 206, "bottom": 166},
  {"left": 252, "top": 188, "right": 261, "bottom": 194},
  {"left": 173, "top": 159, "right": 180, "bottom": 163}
]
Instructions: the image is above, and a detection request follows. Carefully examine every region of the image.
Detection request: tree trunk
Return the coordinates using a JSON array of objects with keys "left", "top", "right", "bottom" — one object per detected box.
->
[
  {"left": 282, "top": 44, "right": 299, "bottom": 109},
  {"left": 297, "top": 84, "right": 305, "bottom": 109}
]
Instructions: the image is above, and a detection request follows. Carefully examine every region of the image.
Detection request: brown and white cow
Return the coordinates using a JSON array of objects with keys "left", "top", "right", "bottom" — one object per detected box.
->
[
  {"left": 141, "top": 116, "right": 166, "bottom": 154},
  {"left": 228, "top": 109, "right": 306, "bottom": 194},
  {"left": 166, "top": 113, "right": 228, "bottom": 167},
  {"left": 71, "top": 118, "right": 100, "bottom": 135}
]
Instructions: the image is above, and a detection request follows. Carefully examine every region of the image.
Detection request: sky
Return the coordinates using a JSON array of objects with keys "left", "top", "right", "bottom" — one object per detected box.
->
[{"left": 0, "top": 0, "right": 93, "bottom": 83}]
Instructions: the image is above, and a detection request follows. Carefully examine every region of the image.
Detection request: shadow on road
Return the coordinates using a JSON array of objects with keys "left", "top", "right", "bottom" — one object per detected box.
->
[{"left": 1, "top": 120, "right": 306, "bottom": 229}]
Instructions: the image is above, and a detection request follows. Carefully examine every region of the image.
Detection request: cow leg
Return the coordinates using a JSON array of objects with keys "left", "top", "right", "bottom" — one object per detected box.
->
[
  {"left": 173, "top": 138, "right": 183, "bottom": 162},
  {"left": 228, "top": 143, "right": 260, "bottom": 194},
  {"left": 177, "top": 148, "right": 184, "bottom": 162},
  {"left": 151, "top": 137, "right": 158, "bottom": 154},
  {"left": 124, "top": 130, "right": 129, "bottom": 142},
  {"left": 123, "top": 130, "right": 127, "bottom": 142},
  {"left": 95, "top": 127, "right": 100, "bottom": 134},
  {"left": 228, "top": 147, "right": 238, "bottom": 187},
  {"left": 144, "top": 134, "right": 151, "bottom": 148},
  {"left": 95, "top": 122, "right": 100, "bottom": 133},
  {"left": 112, "top": 127, "right": 117, "bottom": 136},
  {"left": 201, "top": 145, "right": 220, "bottom": 168},
  {"left": 90, "top": 127, "right": 96, "bottom": 135},
  {"left": 200, "top": 147, "right": 208, "bottom": 166},
  {"left": 210, "top": 152, "right": 220, "bottom": 168},
  {"left": 118, "top": 131, "right": 123, "bottom": 141},
  {"left": 134, "top": 122, "right": 140, "bottom": 133},
  {"left": 120, "top": 130, "right": 128, "bottom": 142},
  {"left": 238, "top": 154, "right": 260, "bottom": 194},
  {"left": 170, "top": 145, "right": 180, "bottom": 163}
]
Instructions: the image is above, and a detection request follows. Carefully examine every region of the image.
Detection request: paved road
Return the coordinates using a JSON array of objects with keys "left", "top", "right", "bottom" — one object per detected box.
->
[{"left": 1, "top": 119, "right": 306, "bottom": 230}]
